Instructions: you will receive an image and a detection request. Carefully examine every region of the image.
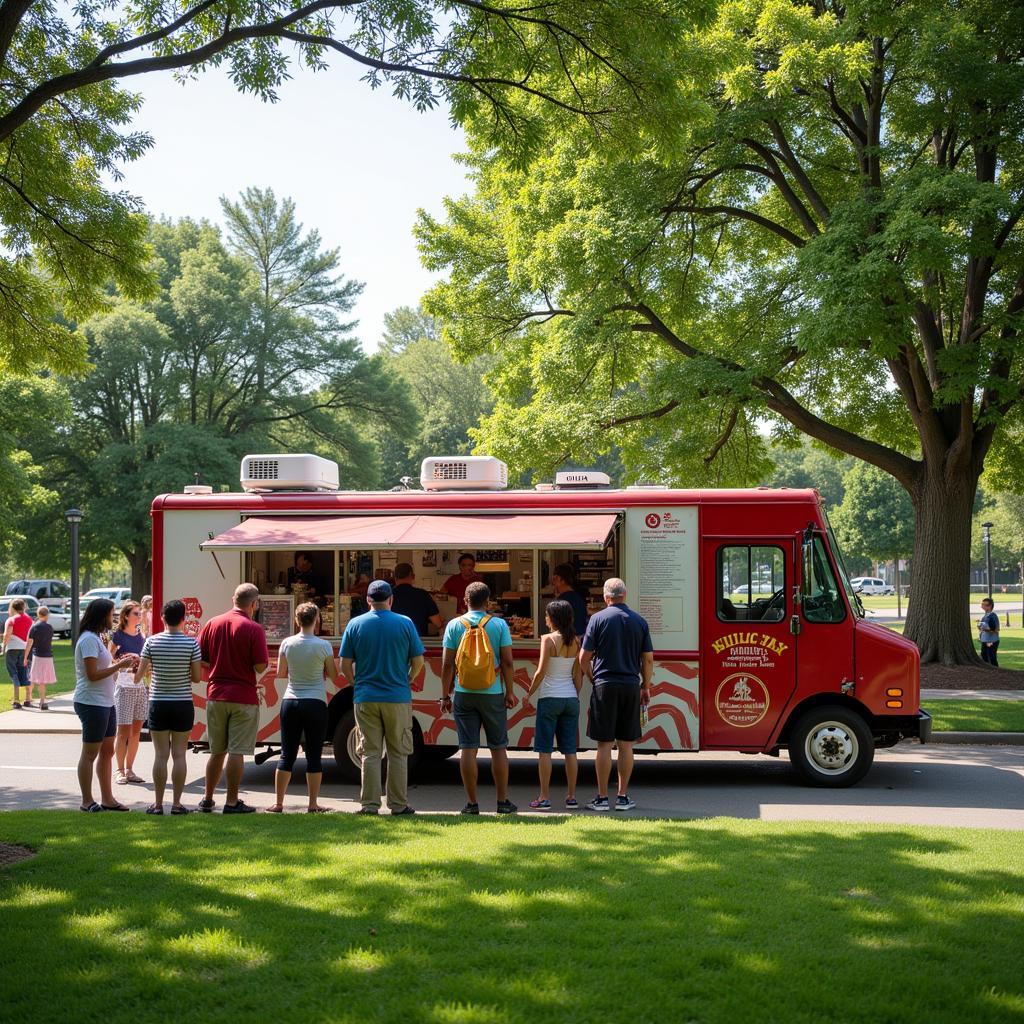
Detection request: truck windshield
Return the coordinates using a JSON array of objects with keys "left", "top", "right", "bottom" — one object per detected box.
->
[{"left": 823, "top": 512, "right": 862, "bottom": 618}]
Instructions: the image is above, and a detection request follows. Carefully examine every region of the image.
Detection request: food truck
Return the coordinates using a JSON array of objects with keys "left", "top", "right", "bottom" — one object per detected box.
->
[{"left": 150, "top": 454, "right": 930, "bottom": 788}]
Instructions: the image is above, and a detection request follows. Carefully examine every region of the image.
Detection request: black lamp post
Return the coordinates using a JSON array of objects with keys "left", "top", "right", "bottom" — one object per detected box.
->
[
  {"left": 65, "top": 508, "right": 83, "bottom": 643},
  {"left": 982, "top": 521, "right": 994, "bottom": 601}
]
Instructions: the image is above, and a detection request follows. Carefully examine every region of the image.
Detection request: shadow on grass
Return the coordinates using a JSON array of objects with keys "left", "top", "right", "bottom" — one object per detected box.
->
[{"left": 0, "top": 814, "right": 1022, "bottom": 1024}]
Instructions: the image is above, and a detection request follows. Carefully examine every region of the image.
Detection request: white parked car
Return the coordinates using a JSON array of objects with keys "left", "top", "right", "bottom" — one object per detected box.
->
[
  {"left": 850, "top": 577, "right": 895, "bottom": 597},
  {"left": 79, "top": 587, "right": 132, "bottom": 613},
  {"left": 0, "top": 595, "right": 72, "bottom": 637}
]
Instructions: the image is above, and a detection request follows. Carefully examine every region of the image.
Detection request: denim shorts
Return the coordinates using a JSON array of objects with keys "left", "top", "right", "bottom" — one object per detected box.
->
[
  {"left": 453, "top": 691, "right": 508, "bottom": 749},
  {"left": 75, "top": 702, "right": 117, "bottom": 743},
  {"left": 533, "top": 696, "right": 580, "bottom": 755}
]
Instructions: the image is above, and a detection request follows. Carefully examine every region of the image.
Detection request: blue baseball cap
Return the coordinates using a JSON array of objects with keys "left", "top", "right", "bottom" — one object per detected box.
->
[{"left": 367, "top": 580, "right": 393, "bottom": 601}]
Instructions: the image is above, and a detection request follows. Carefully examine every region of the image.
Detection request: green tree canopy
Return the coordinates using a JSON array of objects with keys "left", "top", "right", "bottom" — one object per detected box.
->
[
  {"left": 831, "top": 463, "right": 914, "bottom": 566},
  {"left": 420, "top": 0, "right": 1024, "bottom": 664}
]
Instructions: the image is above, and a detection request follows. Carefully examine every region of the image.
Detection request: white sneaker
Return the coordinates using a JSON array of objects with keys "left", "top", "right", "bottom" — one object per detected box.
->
[{"left": 586, "top": 796, "right": 611, "bottom": 811}]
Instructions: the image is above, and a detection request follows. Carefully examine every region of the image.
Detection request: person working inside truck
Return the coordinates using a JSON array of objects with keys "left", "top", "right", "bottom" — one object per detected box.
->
[
  {"left": 287, "top": 552, "right": 323, "bottom": 598},
  {"left": 551, "top": 563, "right": 589, "bottom": 637},
  {"left": 442, "top": 553, "right": 483, "bottom": 615},
  {"left": 391, "top": 563, "right": 443, "bottom": 636},
  {"left": 579, "top": 578, "right": 653, "bottom": 812}
]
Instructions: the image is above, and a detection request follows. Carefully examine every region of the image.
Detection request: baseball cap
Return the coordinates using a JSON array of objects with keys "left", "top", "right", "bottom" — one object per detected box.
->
[{"left": 367, "top": 580, "right": 393, "bottom": 601}]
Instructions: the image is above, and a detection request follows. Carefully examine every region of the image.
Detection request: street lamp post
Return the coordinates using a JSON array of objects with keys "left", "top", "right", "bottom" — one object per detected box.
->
[
  {"left": 982, "top": 521, "right": 994, "bottom": 602},
  {"left": 65, "top": 509, "right": 83, "bottom": 643}
]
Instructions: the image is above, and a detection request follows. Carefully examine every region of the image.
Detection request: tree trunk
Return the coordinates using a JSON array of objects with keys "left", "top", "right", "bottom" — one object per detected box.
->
[
  {"left": 904, "top": 467, "right": 981, "bottom": 665},
  {"left": 126, "top": 548, "right": 151, "bottom": 601}
]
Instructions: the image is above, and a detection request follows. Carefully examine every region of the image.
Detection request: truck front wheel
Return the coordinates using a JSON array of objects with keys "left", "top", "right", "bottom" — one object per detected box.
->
[{"left": 788, "top": 706, "right": 874, "bottom": 787}]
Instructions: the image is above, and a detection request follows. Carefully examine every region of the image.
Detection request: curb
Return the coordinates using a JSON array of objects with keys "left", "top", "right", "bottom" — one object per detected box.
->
[{"left": 930, "top": 731, "right": 1024, "bottom": 746}]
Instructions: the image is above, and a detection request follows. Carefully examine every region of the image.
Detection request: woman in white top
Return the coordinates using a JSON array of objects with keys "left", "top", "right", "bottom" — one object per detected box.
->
[
  {"left": 73, "top": 598, "right": 136, "bottom": 811},
  {"left": 523, "top": 599, "right": 583, "bottom": 809},
  {"left": 267, "top": 602, "right": 337, "bottom": 813}
]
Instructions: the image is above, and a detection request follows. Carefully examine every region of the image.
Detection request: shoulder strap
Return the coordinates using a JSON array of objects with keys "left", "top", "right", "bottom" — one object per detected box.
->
[
  {"left": 460, "top": 616, "right": 473, "bottom": 630},
  {"left": 478, "top": 615, "right": 492, "bottom": 628}
]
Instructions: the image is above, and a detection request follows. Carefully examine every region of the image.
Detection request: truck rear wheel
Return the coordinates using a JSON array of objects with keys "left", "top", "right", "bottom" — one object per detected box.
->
[
  {"left": 331, "top": 710, "right": 425, "bottom": 785},
  {"left": 788, "top": 706, "right": 874, "bottom": 787}
]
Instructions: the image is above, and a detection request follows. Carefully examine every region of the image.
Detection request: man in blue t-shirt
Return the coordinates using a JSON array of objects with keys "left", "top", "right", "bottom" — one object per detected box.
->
[
  {"left": 977, "top": 597, "right": 1001, "bottom": 666},
  {"left": 340, "top": 580, "right": 424, "bottom": 815},
  {"left": 580, "top": 578, "right": 654, "bottom": 813},
  {"left": 551, "top": 562, "right": 589, "bottom": 637},
  {"left": 440, "top": 581, "right": 517, "bottom": 815}
]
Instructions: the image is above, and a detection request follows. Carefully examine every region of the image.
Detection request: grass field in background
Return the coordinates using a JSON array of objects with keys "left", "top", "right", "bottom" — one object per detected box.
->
[
  {"left": 1, "top": 815, "right": 1022, "bottom": 1024},
  {"left": 925, "top": 700, "right": 1024, "bottom": 733},
  {"left": 883, "top": 622, "right": 1024, "bottom": 671}
]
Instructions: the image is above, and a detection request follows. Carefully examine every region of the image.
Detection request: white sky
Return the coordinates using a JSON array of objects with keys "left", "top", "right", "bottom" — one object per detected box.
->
[{"left": 124, "top": 59, "right": 468, "bottom": 350}]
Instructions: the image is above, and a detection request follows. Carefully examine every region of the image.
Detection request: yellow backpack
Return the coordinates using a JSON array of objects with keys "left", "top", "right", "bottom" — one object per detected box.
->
[{"left": 455, "top": 615, "right": 497, "bottom": 690}]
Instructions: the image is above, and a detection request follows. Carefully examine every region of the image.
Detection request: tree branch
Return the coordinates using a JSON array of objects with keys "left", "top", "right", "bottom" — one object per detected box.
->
[{"left": 661, "top": 203, "right": 806, "bottom": 248}]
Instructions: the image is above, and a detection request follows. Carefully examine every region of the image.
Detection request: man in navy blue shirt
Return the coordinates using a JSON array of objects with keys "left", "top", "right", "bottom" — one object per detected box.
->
[
  {"left": 580, "top": 578, "right": 653, "bottom": 812},
  {"left": 551, "top": 563, "right": 589, "bottom": 637},
  {"left": 391, "top": 563, "right": 443, "bottom": 636},
  {"left": 340, "top": 580, "right": 424, "bottom": 815}
]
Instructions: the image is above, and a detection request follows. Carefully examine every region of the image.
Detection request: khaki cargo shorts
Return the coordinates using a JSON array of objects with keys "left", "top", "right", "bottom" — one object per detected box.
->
[{"left": 206, "top": 700, "right": 260, "bottom": 756}]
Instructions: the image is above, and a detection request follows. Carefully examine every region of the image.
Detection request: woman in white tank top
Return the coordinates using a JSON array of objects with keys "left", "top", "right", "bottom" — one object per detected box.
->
[{"left": 524, "top": 599, "right": 583, "bottom": 809}]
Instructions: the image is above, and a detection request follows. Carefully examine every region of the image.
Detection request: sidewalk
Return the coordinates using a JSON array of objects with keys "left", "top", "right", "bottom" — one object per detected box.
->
[
  {"left": 922, "top": 689, "right": 1024, "bottom": 701},
  {"left": 0, "top": 694, "right": 81, "bottom": 734}
]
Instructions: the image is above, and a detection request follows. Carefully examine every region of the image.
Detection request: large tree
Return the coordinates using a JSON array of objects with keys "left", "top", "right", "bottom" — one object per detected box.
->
[
  {"left": 420, "top": 0, "right": 1024, "bottom": 665},
  {"left": 0, "top": 0, "right": 688, "bottom": 373}
]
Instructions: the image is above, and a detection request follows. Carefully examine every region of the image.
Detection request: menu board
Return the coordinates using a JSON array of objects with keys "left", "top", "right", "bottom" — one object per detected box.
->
[
  {"left": 257, "top": 595, "right": 294, "bottom": 645},
  {"left": 625, "top": 506, "right": 699, "bottom": 651}
]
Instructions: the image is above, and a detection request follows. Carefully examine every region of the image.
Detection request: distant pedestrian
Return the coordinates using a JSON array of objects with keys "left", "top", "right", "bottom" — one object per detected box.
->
[
  {"left": 268, "top": 602, "right": 337, "bottom": 813},
  {"left": 24, "top": 606, "right": 55, "bottom": 710},
  {"left": 391, "top": 563, "right": 443, "bottom": 636},
  {"left": 3, "top": 597, "right": 32, "bottom": 708},
  {"left": 977, "top": 597, "right": 1001, "bottom": 666},
  {"left": 110, "top": 601, "right": 147, "bottom": 784},
  {"left": 136, "top": 599, "right": 201, "bottom": 815},
  {"left": 440, "top": 581, "right": 518, "bottom": 815},
  {"left": 340, "top": 581, "right": 424, "bottom": 815},
  {"left": 140, "top": 595, "right": 154, "bottom": 638},
  {"left": 580, "top": 578, "right": 653, "bottom": 812},
  {"left": 73, "top": 598, "right": 136, "bottom": 812},
  {"left": 523, "top": 600, "right": 582, "bottom": 809},
  {"left": 197, "top": 583, "right": 269, "bottom": 814}
]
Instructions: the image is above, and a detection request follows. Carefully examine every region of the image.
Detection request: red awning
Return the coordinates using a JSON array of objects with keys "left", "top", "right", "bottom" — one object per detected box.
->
[{"left": 200, "top": 512, "right": 619, "bottom": 551}]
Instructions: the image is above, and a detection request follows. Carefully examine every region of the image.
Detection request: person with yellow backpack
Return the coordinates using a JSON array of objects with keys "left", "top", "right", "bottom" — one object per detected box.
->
[{"left": 440, "top": 581, "right": 518, "bottom": 814}]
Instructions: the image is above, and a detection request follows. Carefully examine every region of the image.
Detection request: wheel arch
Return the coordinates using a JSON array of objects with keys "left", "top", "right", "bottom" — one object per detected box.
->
[{"left": 777, "top": 692, "right": 874, "bottom": 747}]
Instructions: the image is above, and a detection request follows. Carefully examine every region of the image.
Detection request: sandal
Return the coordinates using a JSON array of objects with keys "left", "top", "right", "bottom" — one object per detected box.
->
[
  {"left": 265, "top": 804, "right": 284, "bottom": 813},
  {"left": 145, "top": 805, "right": 164, "bottom": 815},
  {"left": 125, "top": 770, "right": 144, "bottom": 784},
  {"left": 529, "top": 798, "right": 551, "bottom": 810},
  {"left": 114, "top": 770, "right": 128, "bottom": 785},
  {"left": 80, "top": 802, "right": 103, "bottom": 812},
  {"left": 100, "top": 803, "right": 130, "bottom": 812},
  {"left": 39, "top": 702, "right": 49, "bottom": 710},
  {"left": 22, "top": 700, "right": 33, "bottom": 708},
  {"left": 170, "top": 805, "right": 190, "bottom": 815}
]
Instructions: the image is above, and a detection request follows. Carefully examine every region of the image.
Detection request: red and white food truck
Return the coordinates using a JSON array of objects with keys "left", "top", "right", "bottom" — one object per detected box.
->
[{"left": 151, "top": 454, "right": 929, "bottom": 788}]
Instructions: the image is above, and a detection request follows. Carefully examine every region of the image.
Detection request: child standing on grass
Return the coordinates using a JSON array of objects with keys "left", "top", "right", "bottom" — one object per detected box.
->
[
  {"left": 977, "top": 597, "right": 1000, "bottom": 666},
  {"left": 24, "top": 607, "right": 55, "bottom": 710}
]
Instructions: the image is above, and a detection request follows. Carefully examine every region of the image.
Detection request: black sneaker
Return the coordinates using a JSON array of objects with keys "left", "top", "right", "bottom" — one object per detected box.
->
[
  {"left": 391, "top": 806, "right": 416, "bottom": 815},
  {"left": 460, "top": 802, "right": 480, "bottom": 815},
  {"left": 223, "top": 800, "right": 256, "bottom": 814},
  {"left": 197, "top": 798, "right": 216, "bottom": 813},
  {"left": 586, "top": 796, "right": 611, "bottom": 812},
  {"left": 615, "top": 794, "right": 636, "bottom": 811},
  {"left": 357, "top": 807, "right": 379, "bottom": 815},
  {"left": 496, "top": 799, "right": 517, "bottom": 815}
]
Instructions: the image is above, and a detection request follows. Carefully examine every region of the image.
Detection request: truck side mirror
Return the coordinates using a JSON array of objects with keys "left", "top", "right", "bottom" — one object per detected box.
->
[{"left": 801, "top": 539, "right": 814, "bottom": 598}]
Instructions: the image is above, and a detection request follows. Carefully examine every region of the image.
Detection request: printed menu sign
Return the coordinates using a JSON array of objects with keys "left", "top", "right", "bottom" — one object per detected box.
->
[
  {"left": 257, "top": 595, "right": 294, "bottom": 645},
  {"left": 626, "top": 506, "right": 699, "bottom": 651}
]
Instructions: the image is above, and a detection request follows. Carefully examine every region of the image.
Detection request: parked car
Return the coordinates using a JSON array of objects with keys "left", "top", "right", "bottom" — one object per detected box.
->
[
  {"left": 79, "top": 587, "right": 132, "bottom": 613},
  {"left": 5, "top": 578, "right": 73, "bottom": 613},
  {"left": 849, "top": 577, "right": 895, "bottom": 597},
  {"left": 0, "top": 595, "right": 72, "bottom": 638},
  {"left": 732, "top": 581, "right": 777, "bottom": 595}
]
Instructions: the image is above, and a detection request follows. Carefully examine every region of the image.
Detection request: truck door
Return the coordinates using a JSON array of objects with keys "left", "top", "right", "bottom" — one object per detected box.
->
[{"left": 703, "top": 540, "right": 797, "bottom": 748}]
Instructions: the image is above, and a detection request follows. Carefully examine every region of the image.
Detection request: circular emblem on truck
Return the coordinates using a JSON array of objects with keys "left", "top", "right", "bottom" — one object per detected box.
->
[
  {"left": 645, "top": 513, "right": 662, "bottom": 529},
  {"left": 715, "top": 673, "right": 770, "bottom": 728}
]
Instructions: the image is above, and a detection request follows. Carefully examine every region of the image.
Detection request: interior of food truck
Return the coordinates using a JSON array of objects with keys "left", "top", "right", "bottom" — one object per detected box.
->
[{"left": 242, "top": 540, "right": 619, "bottom": 643}]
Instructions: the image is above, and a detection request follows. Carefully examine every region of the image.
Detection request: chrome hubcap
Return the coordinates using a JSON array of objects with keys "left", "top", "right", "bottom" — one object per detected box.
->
[{"left": 805, "top": 720, "right": 856, "bottom": 775}]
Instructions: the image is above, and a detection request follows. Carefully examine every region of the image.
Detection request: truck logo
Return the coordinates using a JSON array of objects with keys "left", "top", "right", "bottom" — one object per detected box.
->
[
  {"left": 182, "top": 597, "right": 203, "bottom": 637},
  {"left": 645, "top": 513, "right": 662, "bottom": 528},
  {"left": 715, "top": 672, "right": 770, "bottom": 728}
]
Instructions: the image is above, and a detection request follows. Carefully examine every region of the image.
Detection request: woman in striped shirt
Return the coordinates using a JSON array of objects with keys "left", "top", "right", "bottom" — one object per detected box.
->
[{"left": 133, "top": 599, "right": 201, "bottom": 815}]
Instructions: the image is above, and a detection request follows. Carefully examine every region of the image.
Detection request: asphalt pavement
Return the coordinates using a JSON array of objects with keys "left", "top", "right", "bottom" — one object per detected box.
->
[{"left": 2, "top": 729, "right": 1022, "bottom": 830}]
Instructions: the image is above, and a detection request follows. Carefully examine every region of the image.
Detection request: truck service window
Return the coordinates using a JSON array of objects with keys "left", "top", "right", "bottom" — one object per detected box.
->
[
  {"left": 803, "top": 537, "right": 846, "bottom": 624},
  {"left": 717, "top": 546, "right": 786, "bottom": 623}
]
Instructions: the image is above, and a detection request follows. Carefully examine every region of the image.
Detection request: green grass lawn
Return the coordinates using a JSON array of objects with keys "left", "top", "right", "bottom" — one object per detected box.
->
[
  {"left": 1, "top": 815, "right": 1022, "bottom": 1024},
  {"left": 859, "top": 592, "right": 1022, "bottom": 610},
  {"left": 884, "top": 622, "right": 1024, "bottom": 670},
  {"left": 924, "top": 699, "right": 1024, "bottom": 733}
]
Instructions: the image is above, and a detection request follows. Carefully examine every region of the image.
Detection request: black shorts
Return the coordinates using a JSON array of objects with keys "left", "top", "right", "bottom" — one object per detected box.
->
[
  {"left": 587, "top": 683, "right": 641, "bottom": 743},
  {"left": 148, "top": 700, "right": 195, "bottom": 733},
  {"left": 75, "top": 702, "right": 117, "bottom": 744}
]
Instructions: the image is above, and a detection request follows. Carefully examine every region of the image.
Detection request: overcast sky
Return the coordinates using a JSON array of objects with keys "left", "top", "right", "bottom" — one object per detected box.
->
[{"left": 124, "top": 58, "right": 468, "bottom": 350}]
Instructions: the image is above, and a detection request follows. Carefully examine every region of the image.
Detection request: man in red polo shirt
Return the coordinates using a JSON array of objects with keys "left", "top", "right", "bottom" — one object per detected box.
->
[
  {"left": 442, "top": 553, "right": 483, "bottom": 615},
  {"left": 197, "top": 583, "right": 268, "bottom": 813}
]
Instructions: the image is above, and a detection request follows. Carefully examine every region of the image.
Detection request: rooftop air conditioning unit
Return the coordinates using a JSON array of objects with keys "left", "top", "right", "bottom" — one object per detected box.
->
[
  {"left": 554, "top": 470, "right": 612, "bottom": 490},
  {"left": 421, "top": 455, "right": 509, "bottom": 491},
  {"left": 240, "top": 454, "right": 339, "bottom": 492}
]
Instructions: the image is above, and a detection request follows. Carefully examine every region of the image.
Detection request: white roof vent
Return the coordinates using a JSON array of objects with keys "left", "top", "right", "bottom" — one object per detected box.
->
[
  {"left": 554, "top": 470, "right": 611, "bottom": 490},
  {"left": 183, "top": 484, "right": 214, "bottom": 495},
  {"left": 241, "top": 454, "right": 339, "bottom": 492},
  {"left": 421, "top": 455, "right": 508, "bottom": 491}
]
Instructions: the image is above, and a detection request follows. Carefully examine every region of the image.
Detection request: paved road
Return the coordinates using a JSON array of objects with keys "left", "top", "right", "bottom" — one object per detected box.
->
[{"left": 2, "top": 732, "right": 1022, "bottom": 829}]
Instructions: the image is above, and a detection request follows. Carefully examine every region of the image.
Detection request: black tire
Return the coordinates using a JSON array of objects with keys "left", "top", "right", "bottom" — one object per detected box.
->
[
  {"left": 788, "top": 705, "right": 874, "bottom": 787},
  {"left": 419, "top": 743, "right": 458, "bottom": 762},
  {"left": 331, "top": 710, "right": 425, "bottom": 784}
]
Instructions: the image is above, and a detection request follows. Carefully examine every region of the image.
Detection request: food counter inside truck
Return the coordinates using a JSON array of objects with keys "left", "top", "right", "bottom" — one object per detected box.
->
[{"left": 151, "top": 454, "right": 927, "bottom": 787}]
